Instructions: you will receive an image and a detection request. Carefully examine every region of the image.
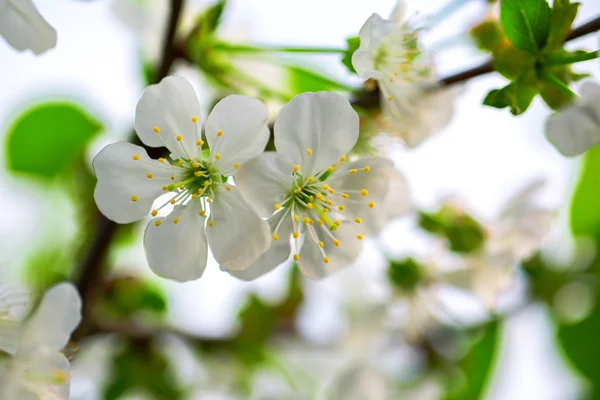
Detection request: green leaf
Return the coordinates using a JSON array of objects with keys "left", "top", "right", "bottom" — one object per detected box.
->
[
  {"left": 544, "top": 0, "right": 579, "bottom": 51},
  {"left": 341, "top": 36, "right": 360, "bottom": 74},
  {"left": 570, "top": 146, "right": 600, "bottom": 239},
  {"left": 493, "top": 46, "right": 536, "bottom": 80},
  {"left": 500, "top": 0, "right": 552, "bottom": 53},
  {"left": 387, "top": 258, "right": 425, "bottom": 291},
  {"left": 5, "top": 103, "right": 103, "bottom": 179},
  {"left": 103, "top": 277, "right": 167, "bottom": 318},
  {"left": 483, "top": 76, "right": 538, "bottom": 115},
  {"left": 286, "top": 64, "right": 351, "bottom": 96},
  {"left": 195, "top": 0, "right": 226, "bottom": 34}
]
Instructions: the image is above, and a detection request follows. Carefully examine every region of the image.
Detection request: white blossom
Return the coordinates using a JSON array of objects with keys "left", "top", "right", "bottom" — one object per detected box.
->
[
  {"left": 546, "top": 81, "right": 600, "bottom": 157},
  {"left": 0, "top": 282, "right": 81, "bottom": 400},
  {"left": 93, "top": 76, "right": 271, "bottom": 281},
  {"left": 233, "top": 92, "right": 407, "bottom": 280},
  {"left": 326, "top": 364, "right": 388, "bottom": 400},
  {"left": 0, "top": 280, "right": 30, "bottom": 356},
  {"left": 351, "top": 2, "right": 456, "bottom": 147},
  {"left": 0, "top": 0, "right": 56, "bottom": 54}
]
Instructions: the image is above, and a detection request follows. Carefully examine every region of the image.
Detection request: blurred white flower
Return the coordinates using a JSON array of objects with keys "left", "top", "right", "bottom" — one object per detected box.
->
[
  {"left": 93, "top": 76, "right": 271, "bottom": 281},
  {"left": 545, "top": 81, "right": 600, "bottom": 157},
  {"left": 326, "top": 364, "right": 388, "bottom": 400},
  {"left": 0, "top": 0, "right": 56, "bottom": 54},
  {"left": 0, "top": 282, "right": 81, "bottom": 400},
  {"left": 234, "top": 92, "right": 407, "bottom": 280},
  {"left": 351, "top": 2, "right": 456, "bottom": 147},
  {"left": 0, "top": 280, "right": 30, "bottom": 355}
]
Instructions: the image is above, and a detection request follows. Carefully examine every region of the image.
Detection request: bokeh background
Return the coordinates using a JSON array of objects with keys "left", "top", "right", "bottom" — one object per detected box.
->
[{"left": 1, "top": 0, "right": 600, "bottom": 399}]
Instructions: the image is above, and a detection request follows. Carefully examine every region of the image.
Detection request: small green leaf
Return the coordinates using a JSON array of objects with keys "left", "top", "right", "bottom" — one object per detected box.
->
[
  {"left": 570, "top": 146, "right": 600, "bottom": 239},
  {"left": 544, "top": 0, "right": 579, "bottom": 51},
  {"left": 5, "top": 103, "right": 103, "bottom": 179},
  {"left": 387, "top": 258, "right": 425, "bottom": 291},
  {"left": 286, "top": 64, "right": 351, "bottom": 96},
  {"left": 483, "top": 77, "right": 538, "bottom": 115},
  {"left": 500, "top": 0, "right": 552, "bottom": 53},
  {"left": 493, "top": 46, "right": 535, "bottom": 80},
  {"left": 103, "top": 277, "right": 167, "bottom": 318},
  {"left": 341, "top": 36, "right": 360, "bottom": 74},
  {"left": 539, "top": 66, "right": 573, "bottom": 109},
  {"left": 418, "top": 206, "right": 487, "bottom": 254},
  {"left": 194, "top": 0, "right": 226, "bottom": 34}
]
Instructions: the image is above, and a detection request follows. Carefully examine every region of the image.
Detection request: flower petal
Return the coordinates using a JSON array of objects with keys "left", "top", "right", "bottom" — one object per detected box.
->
[
  {"left": 0, "top": 283, "right": 30, "bottom": 355},
  {"left": 235, "top": 152, "right": 295, "bottom": 218},
  {"left": 328, "top": 157, "right": 397, "bottom": 235},
  {"left": 546, "top": 104, "right": 600, "bottom": 157},
  {"left": 225, "top": 212, "right": 293, "bottom": 281},
  {"left": 298, "top": 221, "right": 363, "bottom": 279},
  {"left": 207, "top": 185, "right": 271, "bottom": 271},
  {"left": 351, "top": 49, "right": 382, "bottom": 80},
  {"left": 0, "top": 0, "right": 56, "bottom": 54},
  {"left": 204, "top": 95, "right": 270, "bottom": 175},
  {"left": 93, "top": 142, "right": 182, "bottom": 224},
  {"left": 144, "top": 201, "right": 208, "bottom": 282},
  {"left": 274, "top": 92, "right": 359, "bottom": 176},
  {"left": 356, "top": 13, "right": 395, "bottom": 53},
  {"left": 328, "top": 364, "right": 388, "bottom": 400},
  {"left": 20, "top": 283, "right": 81, "bottom": 352},
  {"left": 134, "top": 76, "right": 202, "bottom": 159}
]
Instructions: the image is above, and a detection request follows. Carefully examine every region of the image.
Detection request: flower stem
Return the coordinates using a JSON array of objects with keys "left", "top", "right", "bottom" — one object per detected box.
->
[
  {"left": 212, "top": 42, "right": 346, "bottom": 54},
  {"left": 539, "top": 69, "right": 577, "bottom": 99},
  {"left": 546, "top": 50, "right": 599, "bottom": 66}
]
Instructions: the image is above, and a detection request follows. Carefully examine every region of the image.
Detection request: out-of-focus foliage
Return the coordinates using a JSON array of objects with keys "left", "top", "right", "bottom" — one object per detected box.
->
[{"left": 101, "top": 277, "right": 167, "bottom": 318}]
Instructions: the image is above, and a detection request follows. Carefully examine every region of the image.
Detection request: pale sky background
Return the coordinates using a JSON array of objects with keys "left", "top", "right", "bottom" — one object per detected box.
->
[{"left": 1, "top": 0, "right": 600, "bottom": 399}]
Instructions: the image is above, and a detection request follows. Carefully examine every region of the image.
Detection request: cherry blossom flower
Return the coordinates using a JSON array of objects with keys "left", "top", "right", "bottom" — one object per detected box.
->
[
  {"left": 0, "top": 283, "right": 81, "bottom": 400},
  {"left": 0, "top": 0, "right": 56, "bottom": 54},
  {"left": 93, "top": 76, "right": 271, "bottom": 281},
  {"left": 233, "top": 91, "right": 406, "bottom": 280},
  {"left": 0, "top": 280, "right": 30, "bottom": 356}
]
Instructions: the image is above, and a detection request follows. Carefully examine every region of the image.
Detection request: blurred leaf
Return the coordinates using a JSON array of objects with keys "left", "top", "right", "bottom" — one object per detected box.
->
[
  {"left": 470, "top": 20, "right": 506, "bottom": 53},
  {"left": 493, "top": 46, "right": 535, "bottom": 80},
  {"left": 24, "top": 246, "right": 73, "bottom": 294},
  {"left": 5, "top": 103, "right": 103, "bottom": 179},
  {"left": 544, "top": 0, "right": 579, "bottom": 52},
  {"left": 483, "top": 75, "right": 538, "bottom": 115},
  {"left": 418, "top": 206, "right": 487, "bottom": 254},
  {"left": 570, "top": 146, "right": 600, "bottom": 239},
  {"left": 286, "top": 65, "right": 351, "bottom": 96},
  {"left": 341, "top": 36, "right": 360, "bottom": 74},
  {"left": 500, "top": 0, "right": 552, "bottom": 54},
  {"left": 195, "top": 0, "right": 226, "bottom": 34},
  {"left": 388, "top": 258, "right": 425, "bottom": 291},
  {"left": 446, "top": 321, "right": 501, "bottom": 400},
  {"left": 103, "top": 277, "right": 167, "bottom": 318},
  {"left": 235, "top": 294, "right": 277, "bottom": 365}
]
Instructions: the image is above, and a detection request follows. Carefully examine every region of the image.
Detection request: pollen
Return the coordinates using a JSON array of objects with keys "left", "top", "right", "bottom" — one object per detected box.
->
[
  {"left": 173, "top": 218, "right": 180, "bottom": 224},
  {"left": 176, "top": 134, "right": 183, "bottom": 141},
  {"left": 334, "top": 240, "right": 341, "bottom": 247},
  {"left": 350, "top": 169, "right": 357, "bottom": 174},
  {"left": 162, "top": 185, "right": 168, "bottom": 191},
  {"left": 208, "top": 220, "right": 214, "bottom": 227},
  {"left": 132, "top": 154, "right": 140, "bottom": 160},
  {"left": 307, "top": 148, "right": 313, "bottom": 155},
  {"left": 234, "top": 163, "right": 240, "bottom": 169},
  {"left": 324, "top": 257, "right": 330, "bottom": 264},
  {"left": 356, "top": 234, "right": 364, "bottom": 240},
  {"left": 192, "top": 162, "right": 200, "bottom": 168},
  {"left": 192, "top": 116, "right": 198, "bottom": 123},
  {"left": 361, "top": 189, "right": 368, "bottom": 196},
  {"left": 293, "top": 165, "right": 300, "bottom": 173},
  {"left": 153, "top": 126, "right": 160, "bottom": 133},
  {"left": 363, "top": 166, "right": 371, "bottom": 172},
  {"left": 342, "top": 193, "right": 349, "bottom": 199},
  {"left": 318, "top": 241, "right": 324, "bottom": 247},
  {"left": 340, "top": 155, "right": 346, "bottom": 162},
  {"left": 158, "top": 158, "right": 165, "bottom": 163},
  {"left": 274, "top": 203, "right": 281, "bottom": 210},
  {"left": 217, "top": 130, "right": 223, "bottom": 137},
  {"left": 199, "top": 210, "right": 206, "bottom": 216},
  {"left": 197, "top": 139, "right": 204, "bottom": 146},
  {"left": 368, "top": 201, "right": 375, "bottom": 208},
  {"left": 146, "top": 173, "right": 153, "bottom": 179},
  {"left": 273, "top": 234, "right": 279, "bottom": 241},
  {"left": 131, "top": 196, "right": 139, "bottom": 202},
  {"left": 338, "top": 205, "right": 345, "bottom": 211},
  {"left": 155, "top": 220, "right": 162, "bottom": 227},
  {"left": 226, "top": 185, "right": 231, "bottom": 191},
  {"left": 215, "top": 154, "right": 221, "bottom": 160},
  {"left": 293, "top": 231, "right": 299, "bottom": 239},
  {"left": 293, "top": 254, "right": 299, "bottom": 261},
  {"left": 171, "top": 199, "right": 176, "bottom": 205},
  {"left": 151, "top": 209, "right": 158, "bottom": 217},
  {"left": 355, "top": 218, "right": 362, "bottom": 224}
]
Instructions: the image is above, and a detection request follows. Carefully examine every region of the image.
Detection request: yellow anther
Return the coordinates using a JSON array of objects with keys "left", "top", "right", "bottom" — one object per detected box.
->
[
  {"left": 226, "top": 185, "right": 231, "bottom": 191},
  {"left": 307, "top": 203, "right": 314, "bottom": 209},
  {"left": 323, "top": 184, "right": 330, "bottom": 190},
  {"left": 293, "top": 254, "right": 300, "bottom": 261},
  {"left": 308, "top": 177, "right": 315, "bottom": 183},
  {"left": 309, "top": 195, "right": 314, "bottom": 201},
  {"left": 350, "top": 169, "right": 357, "bottom": 174},
  {"left": 307, "top": 148, "right": 313, "bottom": 155},
  {"left": 171, "top": 176, "right": 175, "bottom": 180},
  {"left": 293, "top": 231, "right": 299, "bottom": 239},
  {"left": 153, "top": 126, "right": 160, "bottom": 133},
  {"left": 234, "top": 163, "right": 240, "bottom": 169},
  {"left": 323, "top": 208, "right": 329, "bottom": 213},
  {"left": 155, "top": 220, "right": 162, "bottom": 227},
  {"left": 217, "top": 130, "right": 223, "bottom": 137},
  {"left": 273, "top": 234, "right": 279, "bottom": 241},
  {"left": 197, "top": 139, "right": 204, "bottom": 146},
  {"left": 388, "top": 96, "right": 394, "bottom": 101},
  {"left": 53, "top": 369, "right": 69, "bottom": 384},
  {"left": 394, "top": 71, "right": 399, "bottom": 76},
  {"left": 192, "top": 194, "right": 198, "bottom": 199},
  {"left": 207, "top": 198, "right": 212, "bottom": 203},
  {"left": 342, "top": 193, "right": 349, "bottom": 199},
  {"left": 173, "top": 218, "right": 180, "bottom": 224},
  {"left": 328, "top": 189, "right": 335, "bottom": 194},
  {"left": 179, "top": 160, "right": 184, "bottom": 166},
  {"left": 171, "top": 199, "right": 177, "bottom": 205},
  {"left": 195, "top": 171, "right": 202, "bottom": 177},
  {"left": 294, "top": 215, "right": 299, "bottom": 222},
  {"left": 368, "top": 201, "right": 375, "bottom": 208},
  {"left": 327, "top": 200, "right": 333, "bottom": 206},
  {"left": 192, "top": 162, "right": 200, "bottom": 168},
  {"left": 151, "top": 210, "right": 158, "bottom": 217},
  {"left": 158, "top": 157, "right": 165, "bottom": 163},
  {"left": 318, "top": 220, "right": 324, "bottom": 226},
  {"left": 338, "top": 205, "right": 345, "bottom": 211},
  {"left": 215, "top": 154, "right": 221, "bottom": 160},
  {"left": 296, "top": 187, "right": 303, "bottom": 193},
  {"left": 328, "top": 166, "right": 334, "bottom": 173},
  {"left": 303, "top": 217, "right": 310, "bottom": 223},
  {"left": 199, "top": 210, "right": 206, "bottom": 216},
  {"left": 203, "top": 180, "right": 210, "bottom": 187},
  {"left": 356, "top": 234, "right": 364, "bottom": 240},
  {"left": 162, "top": 185, "right": 168, "bottom": 191},
  {"left": 323, "top": 257, "right": 330, "bottom": 264},
  {"left": 192, "top": 116, "right": 198, "bottom": 123},
  {"left": 131, "top": 196, "right": 139, "bottom": 202},
  {"left": 361, "top": 189, "right": 368, "bottom": 196},
  {"left": 334, "top": 220, "right": 341, "bottom": 226},
  {"left": 355, "top": 218, "right": 362, "bottom": 224},
  {"left": 340, "top": 155, "right": 346, "bottom": 162},
  {"left": 318, "top": 241, "right": 324, "bottom": 247},
  {"left": 274, "top": 203, "right": 281, "bottom": 210},
  {"left": 363, "top": 166, "right": 371, "bottom": 172},
  {"left": 176, "top": 134, "right": 183, "bottom": 141},
  {"left": 334, "top": 240, "right": 341, "bottom": 247},
  {"left": 146, "top": 173, "right": 153, "bottom": 179},
  {"left": 132, "top": 154, "right": 140, "bottom": 160},
  {"left": 209, "top": 220, "right": 214, "bottom": 227},
  {"left": 293, "top": 165, "right": 300, "bottom": 173},
  {"left": 309, "top": 219, "right": 314, "bottom": 225}
]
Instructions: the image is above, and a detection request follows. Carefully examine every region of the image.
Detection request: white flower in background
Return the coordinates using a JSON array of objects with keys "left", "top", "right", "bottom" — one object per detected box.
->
[
  {"left": 546, "top": 81, "right": 600, "bottom": 157},
  {"left": 351, "top": 2, "right": 456, "bottom": 147},
  {"left": 233, "top": 92, "right": 406, "bottom": 280},
  {"left": 327, "top": 364, "right": 388, "bottom": 400},
  {"left": 0, "top": 281, "right": 30, "bottom": 355},
  {"left": 0, "top": 0, "right": 57, "bottom": 54},
  {"left": 93, "top": 76, "right": 271, "bottom": 281},
  {"left": 0, "top": 282, "right": 81, "bottom": 400}
]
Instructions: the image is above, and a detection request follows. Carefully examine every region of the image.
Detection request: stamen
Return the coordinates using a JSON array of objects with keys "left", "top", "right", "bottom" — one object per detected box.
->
[
  {"left": 273, "top": 234, "right": 279, "bottom": 240},
  {"left": 350, "top": 169, "right": 357, "bottom": 174},
  {"left": 328, "top": 166, "right": 334, "bottom": 173},
  {"left": 342, "top": 193, "right": 349, "bottom": 199},
  {"left": 340, "top": 155, "right": 346, "bottom": 161},
  {"left": 368, "top": 201, "right": 376, "bottom": 208},
  {"left": 361, "top": 189, "right": 368, "bottom": 196},
  {"left": 324, "top": 257, "right": 330, "bottom": 263},
  {"left": 293, "top": 232, "right": 299, "bottom": 239},
  {"left": 176, "top": 135, "right": 183, "bottom": 141},
  {"left": 199, "top": 210, "right": 206, "bottom": 216},
  {"left": 293, "top": 165, "right": 300, "bottom": 173},
  {"left": 153, "top": 126, "right": 160, "bottom": 133},
  {"left": 162, "top": 185, "right": 168, "bottom": 191},
  {"left": 192, "top": 116, "right": 198, "bottom": 123},
  {"left": 158, "top": 158, "right": 165, "bottom": 163},
  {"left": 208, "top": 220, "right": 214, "bottom": 227},
  {"left": 363, "top": 166, "right": 371, "bottom": 172},
  {"left": 131, "top": 196, "right": 139, "bottom": 202},
  {"left": 192, "top": 162, "right": 200, "bottom": 168},
  {"left": 151, "top": 210, "right": 158, "bottom": 217},
  {"left": 155, "top": 220, "right": 162, "bottom": 227},
  {"left": 132, "top": 154, "right": 140, "bottom": 161},
  {"left": 217, "top": 130, "right": 223, "bottom": 137},
  {"left": 274, "top": 203, "right": 281, "bottom": 210},
  {"left": 355, "top": 218, "right": 362, "bottom": 224},
  {"left": 173, "top": 218, "right": 180, "bottom": 224},
  {"left": 333, "top": 240, "right": 341, "bottom": 247},
  {"left": 307, "top": 148, "right": 313, "bottom": 155},
  {"left": 357, "top": 234, "right": 364, "bottom": 240},
  {"left": 293, "top": 254, "right": 299, "bottom": 261},
  {"left": 234, "top": 163, "right": 240, "bottom": 169},
  {"left": 146, "top": 173, "right": 153, "bottom": 179},
  {"left": 215, "top": 154, "right": 221, "bottom": 160},
  {"left": 197, "top": 139, "right": 204, "bottom": 146}
]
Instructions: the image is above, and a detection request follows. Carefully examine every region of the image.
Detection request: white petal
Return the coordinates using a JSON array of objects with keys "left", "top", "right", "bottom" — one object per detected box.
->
[
  {"left": 134, "top": 76, "right": 202, "bottom": 159},
  {"left": 144, "top": 201, "right": 208, "bottom": 282},
  {"left": 356, "top": 13, "right": 395, "bottom": 52},
  {"left": 225, "top": 212, "right": 293, "bottom": 281},
  {"left": 204, "top": 95, "right": 270, "bottom": 175},
  {"left": 93, "top": 142, "right": 182, "bottom": 224},
  {"left": 351, "top": 49, "right": 382, "bottom": 81},
  {"left": 0, "top": 283, "right": 30, "bottom": 355},
  {"left": 328, "top": 365, "right": 388, "bottom": 400},
  {"left": 274, "top": 92, "right": 359, "bottom": 176},
  {"left": 0, "top": 0, "right": 56, "bottom": 54},
  {"left": 206, "top": 185, "right": 271, "bottom": 271},
  {"left": 545, "top": 104, "right": 600, "bottom": 157},
  {"left": 235, "top": 152, "right": 295, "bottom": 218},
  {"left": 383, "top": 168, "right": 412, "bottom": 221},
  {"left": 389, "top": 0, "right": 406, "bottom": 22},
  {"left": 20, "top": 283, "right": 81, "bottom": 352},
  {"left": 581, "top": 81, "right": 600, "bottom": 117},
  {"left": 298, "top": 221, "right": 364, "bottom": 279},
  {"left": 328, "top": 157, "right": 396, "bottom": 235}
]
